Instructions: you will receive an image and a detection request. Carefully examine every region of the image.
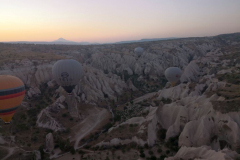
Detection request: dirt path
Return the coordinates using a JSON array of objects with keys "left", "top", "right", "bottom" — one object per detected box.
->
[
  {"left": 0, "top": 146, "right": 16, "bottom": 160},
  {"left": 70, "top": 106, "right": 110, "bottom": 149}
]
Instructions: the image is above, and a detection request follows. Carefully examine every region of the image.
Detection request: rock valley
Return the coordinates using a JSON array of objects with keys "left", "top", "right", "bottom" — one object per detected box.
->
[{"left": 0, "top": 33, "right": 240, "bottom": 160}]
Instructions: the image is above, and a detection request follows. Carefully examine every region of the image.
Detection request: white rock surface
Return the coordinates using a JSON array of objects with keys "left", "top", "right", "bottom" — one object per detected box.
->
[
  {"left": 96, "top": 136, "right": 146, "bottom": 147},
  {"left": 180, "top": 60, "right": 201, "bottom": 83},
  {"left": 166, "top": 146, "right": 239, "bottom": 160},
  {"left": 179, "top": 112, "right": 240, "bottom": 150},
  {"left": 37, "top": 108, "right": 65, "bottom": 132},
  {"left": 45, "top": 133, "right": 54, "bottom": 153}
]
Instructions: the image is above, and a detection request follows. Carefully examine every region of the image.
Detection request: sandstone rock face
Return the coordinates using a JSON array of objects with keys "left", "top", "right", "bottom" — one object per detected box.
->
[
  {"left": 166, "top": 146, "right": 239, "bottom": 160},
  {"left": 75, "top": 65, "right": 128, "bottom": 102},
  {"left": 65, "top": 95, "right": 80, "bottom": 118},
  {"left": 0, "top": 34, "right": 239, "bottom": 159},
  {"left": 45, "top": 133, "right": 54, "bottom": 153},
  {"left": 0, "top": 36, "right": 224, "bottom": 104},
  {"left": 148, "top": 81, "right": 240, "bottom": 149},
  {"left": 0, "top": 60, "right": 128, "bottom": 102},
  {"left": 96, "top": 136, "right": 146, "bottom": 147},
  {"left": 34, "top": 150, "right": 41, "bottom": 160},
  {"left": 148, "top": 94, "right": 216, "bottom": 146},
  {"left": 143, "top": 41, "right": 240, "bottom": 159},
  {"left": 36, "top": 108, "right": 65, "bottom": 132},
  {"left": 90, "top": 38, "right": 219, "bottom": 80},
  {"left": 0, "top": 60, "right": 53, "bottom": 87},
  {"left": 96, "top": 106, "right": 158, "bottom": 147},
  {"left": 27, "top": 87, "right": 41, "bottom": 98},
  {"left": 180, "top": 60, "right": 201, "bottom": 83},
  {"left": 179, "top": 112, "right": 240, "bottom": 151},
  {"left": 145, "top": 43, "right": 240, "bottom": 154}
]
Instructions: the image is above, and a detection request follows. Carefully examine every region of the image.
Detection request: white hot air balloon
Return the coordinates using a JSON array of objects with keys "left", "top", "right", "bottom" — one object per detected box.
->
[
  {"left": 134, "top": 47, "right": 144, "bottom": 57},
  {"left": 164, "top": 67, "right": 182, "bottom": 86},
  {"left": 52, "top": 59, "right": 84, "bottom": 94}
]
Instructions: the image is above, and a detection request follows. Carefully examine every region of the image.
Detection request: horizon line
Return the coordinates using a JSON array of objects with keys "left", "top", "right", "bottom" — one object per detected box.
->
[{"left": 1, "top": 32, "right": 240, "bottom": 44}]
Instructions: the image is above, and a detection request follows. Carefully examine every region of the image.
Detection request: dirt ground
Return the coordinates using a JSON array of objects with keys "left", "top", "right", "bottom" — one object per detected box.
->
[{"left": 70, "top": 105, "right": 111, "bottom": 149}]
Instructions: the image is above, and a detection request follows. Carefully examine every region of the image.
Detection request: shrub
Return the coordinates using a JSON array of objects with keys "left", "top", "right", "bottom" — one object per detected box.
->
[
  {"left": 165, "top": 135, "right": 180, "bottom": 152},
  {"left": 114, "top": 115, "right": 121, "bottom": 121},
  {"left": 148, "top": 150, "right": 153, "bottom": 155},
  {"left": 157, "top": 148, "right": 162, "bottom": 153},
  {"left": 121, "top": 148, "right": 125, "bottom": 153},
  {"left": 159, "top": 155, "right": 167, "bottom": 160},
  {"left": 161, "top": 98, "right": 172, "bottom": 104},
  {"left": 16, "top": 123, "right": 30, "bottom": 131},
  {"left": 39, "top": 145, "right": 45, "bottom": 159},
  {"left": 78, "top": 150, "right": 85, "bottom": 155},
  {"left": 62, "top": 113, "right": 67, "bottom": 117},
  {"left": 140, "top": 153, "right": 145, "bottom": 158},
  {"left": 104, "top": 93, "right": 109, "bottom": 98},
  {"left": 166, "top": 150, "right": 170, "bottom": 155},
  {"left": 235, "top": 157, "right": 240, "bottom": 160},
  {"left": 150, "top": 156, "right": 157, "bottom": 160},
  {"left": 157, "top": 128, "right": 167, "bottom": 140},
  {"left": 104, "top": 123, "right": 113, "bottom": 130},
  {"left": 139, "top": 149, "right": 144, "bottom": 153},
  {"left": 144, "top": 143, "right": 149, "bottom": 149},
  {"left": 70, "top": 147, "right": 76, "bottom": 154},
  {"left": 83, "top": 145, "right": 91, "bottom": 149},
  {"left": 20, "top": 114, "right": 27, "bottom": 120},
  {"left": 130, "top": 142, "right": 137, "bottom": 148},
  {"left": 31, "top": 136, "right": 38, "bottom": 142},
  {"left": 63, "top": 128, "right": 70, "bottom": 133},
  {"left": 154, "top": 100, "right": 160, "bottom": 106}
]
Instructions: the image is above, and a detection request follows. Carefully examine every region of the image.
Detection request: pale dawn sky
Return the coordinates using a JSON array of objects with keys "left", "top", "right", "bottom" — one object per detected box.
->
[{"left": 0, "top": 0, "right": 240, "bottom": 43}]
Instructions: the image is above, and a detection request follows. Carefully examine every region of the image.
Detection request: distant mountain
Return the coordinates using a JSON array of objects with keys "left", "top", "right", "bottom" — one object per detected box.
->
[
  {"left": 4, "top": 38, "right": 97, "bottom": 45},
  {"left": 51, "top": 38, "right": 78, "bottom": 44},
  {"left": 52, "top": 38, "right": 73, "bottom": 42}
]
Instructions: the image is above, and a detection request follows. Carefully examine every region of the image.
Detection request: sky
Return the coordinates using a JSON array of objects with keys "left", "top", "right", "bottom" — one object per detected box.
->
[{"left": 0, "top": 0, "right": 240, "bottom": 43}]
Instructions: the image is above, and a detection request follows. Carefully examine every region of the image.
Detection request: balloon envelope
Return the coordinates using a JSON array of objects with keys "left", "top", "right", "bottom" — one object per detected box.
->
[
  {"left": 134, "top": 47, "right": 144, "bottom": 56},
  {"left": 0, "top": 75, "right": 25, "bottom": 123},
  {"left": 52, "top": 59, "right": 83, "bottom": 93},
  {"left": 165, "top": 67, "right": 182, "bottom": 86}
]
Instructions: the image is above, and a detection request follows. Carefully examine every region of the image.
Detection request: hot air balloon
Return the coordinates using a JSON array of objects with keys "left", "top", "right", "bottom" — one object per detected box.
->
[
  {"left": 165, "top": 67, "right": 182, "bottom": 86},
  {"left": 0, "top": 75, "right": 25, "bottom": 124},
  {"left": 134, "top": 47, "right": 144, "bottom": 57},
  {"left": 52, "top": 59, "right": 84, "bottom": 95}
]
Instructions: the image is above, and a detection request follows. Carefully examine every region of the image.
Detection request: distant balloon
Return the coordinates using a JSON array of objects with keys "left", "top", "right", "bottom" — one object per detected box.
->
[
  {"left": 0, "top": 75, "right": 25, "bottom": 124},
  {"left": 165, "top": 67, "right": 182, "bottom": 86},
  {"left": 52, "top": 59, "right": 84, "bottom": 94},
  {"left": 134, "top": 47, "right": 144, "bottom": 56}
]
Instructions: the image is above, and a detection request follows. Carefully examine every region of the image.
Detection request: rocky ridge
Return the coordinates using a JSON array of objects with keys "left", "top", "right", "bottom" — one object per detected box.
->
[{"left": 0, "top": 33, "right": 240, "bottom": 159}]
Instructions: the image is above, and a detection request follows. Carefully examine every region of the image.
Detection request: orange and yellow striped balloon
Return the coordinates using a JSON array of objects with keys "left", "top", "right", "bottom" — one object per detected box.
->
[{"left": 0, "top": 75, "right": 25, "bottom": 123}]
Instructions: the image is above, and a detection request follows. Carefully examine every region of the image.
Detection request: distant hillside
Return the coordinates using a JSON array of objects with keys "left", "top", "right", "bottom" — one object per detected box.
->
[
  {"left": 2, "top": 33, "right": 240, "bottom": 45},
  {"left": 114, "top": 37, "right": 178, "bottom": 44},
  {"left": 3, "top": 37, "right": 178, "bottom": 45}
]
